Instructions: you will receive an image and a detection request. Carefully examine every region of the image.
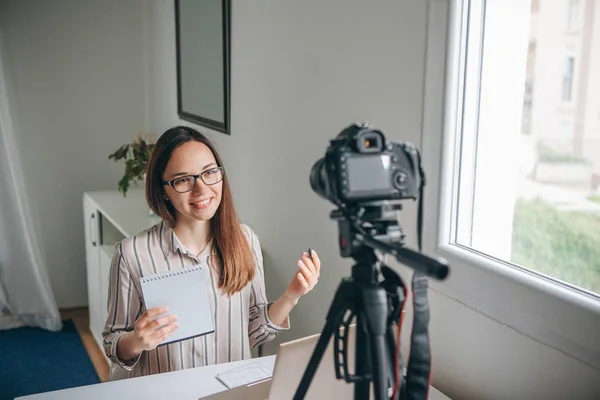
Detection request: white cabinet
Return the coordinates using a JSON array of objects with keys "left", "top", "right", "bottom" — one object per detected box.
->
[
  {"left": 83, "top": 195, "right": 103, "bottom": 348},
  {"left": 98, "top": 247, "right": 113, "bottom": 328},
  {"left": 83, "top": 189, "right": 161, "bottom": 353}
]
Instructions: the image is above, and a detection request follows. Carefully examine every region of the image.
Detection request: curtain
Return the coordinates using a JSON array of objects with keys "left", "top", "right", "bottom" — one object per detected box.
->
[{"left": 0, "top": 33, "right": 61, "bottom": 331}]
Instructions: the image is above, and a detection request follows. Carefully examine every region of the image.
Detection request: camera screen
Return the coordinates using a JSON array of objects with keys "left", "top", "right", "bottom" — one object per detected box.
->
[{"left": 346, "top": 155, "right": 391, "bottom": 192}]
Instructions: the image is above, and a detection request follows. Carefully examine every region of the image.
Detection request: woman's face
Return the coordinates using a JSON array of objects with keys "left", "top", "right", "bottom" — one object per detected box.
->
[{"left": 162, "top": 141, "right": 223, "bottom": 225}]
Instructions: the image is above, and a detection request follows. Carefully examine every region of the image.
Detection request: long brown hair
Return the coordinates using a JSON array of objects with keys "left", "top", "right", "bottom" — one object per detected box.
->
[{"left": 146, "top": 126, "right": 255, "bottom": 295}]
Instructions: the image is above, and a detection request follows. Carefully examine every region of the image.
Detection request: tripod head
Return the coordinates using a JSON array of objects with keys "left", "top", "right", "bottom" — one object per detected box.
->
[
  {"left": 331, "top": 201, "right": 404, "bottom": 258},
  {"left": 330, "top": 201, "right": 449, "bottom": 281}
]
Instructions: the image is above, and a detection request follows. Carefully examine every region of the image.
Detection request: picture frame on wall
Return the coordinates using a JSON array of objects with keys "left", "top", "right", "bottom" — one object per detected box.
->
[{"left": 175, "top": 0, "right": 231, "bottom": 134}]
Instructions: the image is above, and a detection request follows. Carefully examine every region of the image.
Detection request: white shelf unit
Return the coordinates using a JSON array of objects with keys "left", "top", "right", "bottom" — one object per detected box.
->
[{"left": 83, "top": 189, "right": 161, "bottom": 354}]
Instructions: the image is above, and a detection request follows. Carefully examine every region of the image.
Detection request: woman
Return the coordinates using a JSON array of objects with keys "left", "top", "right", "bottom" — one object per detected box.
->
[{"left": 102, "top": 126, "right": 321, "bottom": 377}]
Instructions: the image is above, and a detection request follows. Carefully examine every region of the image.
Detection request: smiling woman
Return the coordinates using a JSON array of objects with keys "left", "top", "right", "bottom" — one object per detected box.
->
[{"left": 101, "top": 126, "right": 322, "bottom": 378}]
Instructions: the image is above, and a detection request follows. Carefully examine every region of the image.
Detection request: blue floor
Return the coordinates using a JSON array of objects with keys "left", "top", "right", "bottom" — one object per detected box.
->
[{"left": 0, "top": 319, "right": 100, "bottom": 400}]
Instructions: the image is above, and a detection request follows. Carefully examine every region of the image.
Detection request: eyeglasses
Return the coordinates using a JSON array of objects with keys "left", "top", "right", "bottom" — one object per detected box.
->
[{"left": 162, "top": 167, "right": 224, "bottom": 193}]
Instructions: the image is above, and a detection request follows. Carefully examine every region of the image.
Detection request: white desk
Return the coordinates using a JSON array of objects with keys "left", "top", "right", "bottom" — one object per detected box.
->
[
  {"left": 16, "top": 354, "right": 451, "bottom": 400},
  {"left": 16, "top": 356, "right": 276, "bottom": 400}
]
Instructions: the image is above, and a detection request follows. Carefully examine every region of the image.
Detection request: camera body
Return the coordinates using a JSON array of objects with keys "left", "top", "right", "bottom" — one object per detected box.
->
[{"left": 310, "top": 123, "right": 420, "bottom": 205}]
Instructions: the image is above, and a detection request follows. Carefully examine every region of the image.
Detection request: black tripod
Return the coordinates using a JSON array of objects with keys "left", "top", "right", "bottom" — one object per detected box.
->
[
  {"left": 293, "top": 245, "right": 394, "bottom": 400},
  {"left": 293, "top": 206, "right": 449, "bottom": 400}
]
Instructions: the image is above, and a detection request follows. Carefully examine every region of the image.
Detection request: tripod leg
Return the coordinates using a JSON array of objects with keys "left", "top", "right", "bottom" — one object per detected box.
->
[
  {"left": 353, "top": 312, "right": 371, "bottom": 400},
  {"left": 361, "top": 285, "right": 390, "bottom": 400},
  {"left": 293, "top": 281, "right": 355, "bottom": 400},
  {"left": 371, "top": 333, "right": 389, "bottom": 400}
]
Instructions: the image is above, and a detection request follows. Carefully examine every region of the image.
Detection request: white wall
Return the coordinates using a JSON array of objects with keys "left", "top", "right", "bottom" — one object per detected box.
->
[
  {"left": 0, "top": 0, "right": 146, "bottom": 308},
  {"left": 530, "top": 0, "right": 600, "bottom": 166},
  {"left": 583, "top": 0, "right": 600, "bottom": 168},
  {"left": 530, "top": 0, "right": 580, "bottom": 150}
]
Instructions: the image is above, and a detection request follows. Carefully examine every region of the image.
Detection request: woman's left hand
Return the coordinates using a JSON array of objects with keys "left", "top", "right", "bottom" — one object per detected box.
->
[{"left": 285, "top": 249, "right": 321, "bottom": 301}]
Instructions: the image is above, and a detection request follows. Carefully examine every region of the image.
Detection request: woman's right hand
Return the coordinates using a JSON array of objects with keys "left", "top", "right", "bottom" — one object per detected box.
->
[
  {"left": 132, "top": 307, "right": 179, "bottom": 351},
  {"left": 117, "top": 307, "right": 178, "bottom": 360}
]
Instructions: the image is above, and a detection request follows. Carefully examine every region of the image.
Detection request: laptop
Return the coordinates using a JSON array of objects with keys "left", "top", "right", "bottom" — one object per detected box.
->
[
  {"left": 201, "top": 325, "right": 357, "bottom": 400},
  {"left": 267, "top": 324, "right": 357, "bottom": 399}
]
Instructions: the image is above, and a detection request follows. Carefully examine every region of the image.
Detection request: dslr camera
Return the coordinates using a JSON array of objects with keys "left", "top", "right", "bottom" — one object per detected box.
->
[{"left": 310, "top": 122, "right": 421, "bottom": 206}]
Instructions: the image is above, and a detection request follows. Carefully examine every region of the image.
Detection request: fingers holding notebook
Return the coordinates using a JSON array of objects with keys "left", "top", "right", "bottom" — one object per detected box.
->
[{"left": 133, "top": 306, "right": 179, "bottom": 352}]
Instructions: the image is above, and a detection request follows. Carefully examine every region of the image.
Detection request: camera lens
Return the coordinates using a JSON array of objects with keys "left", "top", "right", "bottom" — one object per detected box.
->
[{"left": 309, "top": 158, "right": 330, "bottom": 201}]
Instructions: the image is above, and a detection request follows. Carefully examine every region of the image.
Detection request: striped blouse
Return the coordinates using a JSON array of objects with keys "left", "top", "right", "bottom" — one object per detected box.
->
[{"left": 102, "top": 221, "right": 289, "bottom": 377}]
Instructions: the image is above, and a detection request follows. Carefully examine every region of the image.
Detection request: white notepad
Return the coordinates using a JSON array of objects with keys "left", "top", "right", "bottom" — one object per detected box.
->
[
  {"left": 215, "top": 362, "right": 273, "bottom": 389},
  {"left": 140, "top": 265, "right": 214, "bottom": 346}
]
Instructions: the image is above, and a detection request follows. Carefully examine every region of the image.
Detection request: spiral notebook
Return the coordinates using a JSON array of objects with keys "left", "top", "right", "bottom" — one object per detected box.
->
[{"left": 140, "top": 265, "right": 214, "bottom": 346}]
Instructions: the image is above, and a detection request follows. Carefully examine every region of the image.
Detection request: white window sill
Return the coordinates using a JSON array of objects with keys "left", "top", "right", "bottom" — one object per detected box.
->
[{"left": 429, "top": 243, "right": 600, "bottom": 370}]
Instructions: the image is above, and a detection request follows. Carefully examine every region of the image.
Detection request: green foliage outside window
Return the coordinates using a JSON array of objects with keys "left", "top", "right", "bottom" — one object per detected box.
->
[
  {"left": 537, "top": 143, "right": 589, "bottom": 164},
  {"left": 511, "top": 197, "right": 600, "bottom": 294},
  {"left": 588, "top": 195, "right": 600, "bottom": 204}
]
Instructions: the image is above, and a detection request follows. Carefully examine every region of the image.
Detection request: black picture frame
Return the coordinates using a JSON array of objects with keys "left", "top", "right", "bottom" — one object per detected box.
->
[{"left": 175, "top": 0, "right": 231, "bottom": 134}]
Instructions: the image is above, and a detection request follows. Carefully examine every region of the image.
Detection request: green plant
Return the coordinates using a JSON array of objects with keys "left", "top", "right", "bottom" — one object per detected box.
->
[
  {"left": 108, "top": 134, "right": 155, "bottom": 196},
  {"left": 537, "top": 143, "right": 589, "bottom": 164},
  {"left": 588, "top": 195, "right": 600, "bottom": 204}
]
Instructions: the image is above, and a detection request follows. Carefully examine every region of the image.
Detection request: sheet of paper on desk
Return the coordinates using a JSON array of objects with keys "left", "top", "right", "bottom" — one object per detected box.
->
[{"left": 215, "top": 362, "right": 272, "bottom": 389}]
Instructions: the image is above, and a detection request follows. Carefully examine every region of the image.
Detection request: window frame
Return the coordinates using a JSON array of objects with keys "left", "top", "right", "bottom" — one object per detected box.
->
[
  {"left": 421, "top": 0, "right": 600, "bottom": 370},
  {"left": 561, "top": 55, "right": 575, "bottom": 103},
  {"left": 566, "top": 0, "right": 580, "bottom": 31}
]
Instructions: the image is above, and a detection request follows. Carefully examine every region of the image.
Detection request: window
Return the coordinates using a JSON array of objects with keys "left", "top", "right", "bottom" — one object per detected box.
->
[
  {"left": 567, "top": 0, "right": 580, "bottom": 30},
  {"left": 421, "top": 0, "right": 600, "bottom": 379},
  {"left": 562, "top": 56, "right": 575, "bottom": 102},
  {"left": 449, "top": 0, "right": 599, "bottom": 298}
]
